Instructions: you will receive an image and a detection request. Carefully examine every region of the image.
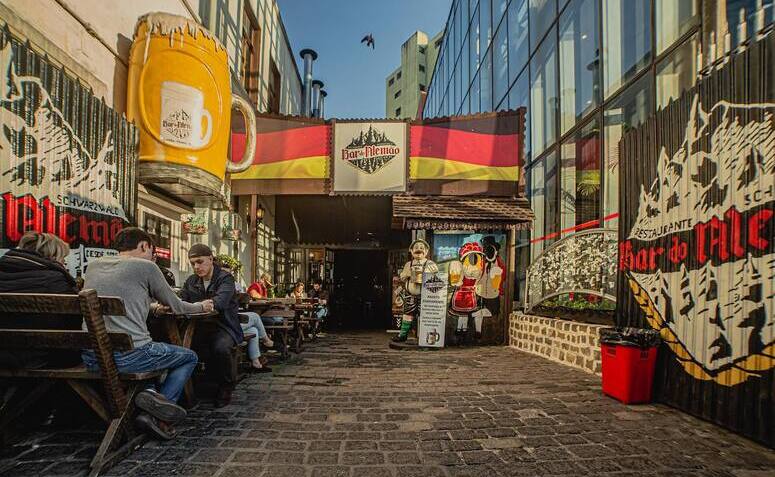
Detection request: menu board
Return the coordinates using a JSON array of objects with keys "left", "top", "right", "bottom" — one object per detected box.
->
[{"left": 419, "top": 272, "right": 448, "bottom": 348}]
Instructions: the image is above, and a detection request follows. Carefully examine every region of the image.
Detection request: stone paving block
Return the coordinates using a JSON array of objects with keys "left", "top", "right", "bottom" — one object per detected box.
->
[
  {"left": 479, "top": 437, "right": 524, "bottom": 449},
  {"left": 231, "top": 451, "right": 267, "bottom": 463},
  {"left": 264, "top": 440, "right": 306, "bottom": 451},
  {"left": 264, "top": 451, "right": 305, "bottom": 464},
  {"left": 262, "top": 464, "right": 308, "bottom": 477},
  {"left": 352, "top": 466, "right": 393, "bottom": 477},
  {"left": 378, "top": 441, "right": 417, "bottom": 451},
  {"left": 310, "top": 465, "right": 351, "bottom": 477},
  {"left": 188, "top": 448, "right": 235, "bottom": 463},
  {"left": 218, "top": 465, "right": 266, "bottom": 477},
  {"left": 385, "top": 451, "right": 422, "bottom": 464},
  {"left": 307, "top": 452, "right": 339, "bottom": 465},
  {"left": 308, "top": 440, "right": 342, "bottom": 452},
  {"left": 341, "top": 451, "right": 385, "bottom": 465}
]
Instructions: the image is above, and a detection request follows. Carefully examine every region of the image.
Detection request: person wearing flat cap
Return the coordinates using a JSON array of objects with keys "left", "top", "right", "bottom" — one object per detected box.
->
[{"left": 181, "top": 244, "right": 244, "bottom": 407}]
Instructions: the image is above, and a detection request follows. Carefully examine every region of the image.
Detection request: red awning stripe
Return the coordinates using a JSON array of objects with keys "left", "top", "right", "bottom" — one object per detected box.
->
[
  {"left": 231, "top": 125, "right": 330, "bottom": 166},
  {"left": 410, "top": 125, "right": 521, "bottom": 168}
]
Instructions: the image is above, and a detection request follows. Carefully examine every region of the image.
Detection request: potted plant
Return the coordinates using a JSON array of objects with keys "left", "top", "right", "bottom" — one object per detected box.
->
[
  {"left": 182, "top": 213, "right": 208, "bottom": 235},
  {"left": 216, "top": 254, "right": 242, "bottom": 275}
]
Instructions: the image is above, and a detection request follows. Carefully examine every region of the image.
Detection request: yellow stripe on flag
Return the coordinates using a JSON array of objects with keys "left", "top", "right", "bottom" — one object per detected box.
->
[
  {"left": 410, "top": 156, "right": 519, "bottom": 181},
  {"left": 231, "top": 156, "right": 329, "bottom": 180}
]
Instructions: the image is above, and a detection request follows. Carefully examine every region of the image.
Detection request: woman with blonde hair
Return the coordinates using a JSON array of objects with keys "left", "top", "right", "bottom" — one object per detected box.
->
[{"left": 0, "top": 231, "right": 80, "bottom": 367}]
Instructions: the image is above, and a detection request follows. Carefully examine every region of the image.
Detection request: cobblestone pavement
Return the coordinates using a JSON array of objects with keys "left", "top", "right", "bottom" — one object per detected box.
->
[{"left": 2, "top": 331, "right": 774, "bottom": 477}]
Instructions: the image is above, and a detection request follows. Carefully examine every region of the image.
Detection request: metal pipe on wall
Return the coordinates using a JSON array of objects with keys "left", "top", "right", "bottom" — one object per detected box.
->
[
  {"left": 319, "top": 90, "right": 327, "bottom": 119},
  {"left": 299, "top": 48, "right": 318, "bottom": 116},
  {"left": 311, "top": 79, "right": 324, "bottom": 118}
]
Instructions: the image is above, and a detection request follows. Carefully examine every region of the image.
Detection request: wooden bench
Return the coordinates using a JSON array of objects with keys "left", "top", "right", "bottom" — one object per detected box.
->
[
  {"left": 261, "top": 308, "right": 295, "bottom": 360},
  {"left": 0, "top": 290, "right": 161, "bottom": 477}
]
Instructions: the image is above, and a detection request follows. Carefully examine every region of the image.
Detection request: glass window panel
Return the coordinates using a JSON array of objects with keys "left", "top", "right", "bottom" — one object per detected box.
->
[
  {"left": 453, "top": 7, "right": 459, "bottom": 55},
  {"left": 462, "top": 92, "right": 471, "bottom": 115},
  {"left": 481, "top": 0, "right": 493, "bottom": 52},
  {"left": 544, "top": 150, "right": 560, "bottom": 247},
  {"left": 509, "top": 69, "right": 531, "bottom": 162},
  {"left": 655, "top": 0, "right": 698, "bottom": 54},
  {"left": 530, "top": 28, "right": 558, "bottom": 156},
  {"left": 462, "top": 33, "right": 470, "bottom": 94},
  {"left": 724, "top": 0, "right": 775, "bottom": 49},
  {"left": 527, "top": 160, "right": 545, "bottom": 258},
  {"left": 529, "top": 0, "right": 557, "bottom": 49},
  {"left": 656, "top": 34, "right": 699, "bottom": 110},
  {"left": 602, "top": 0, "right": 652, "bottom": 98},
  {"left": 603, "top": 73, "right": 653, "bottom": 231},
  {"left": 461, "top": 0, "right": 470, "bottom": 30},
  {"left": 493, "top": 22, "right": 509, "bottom": 107},
  {"left": 559, "top": 0, "right": 600, "bottom": 134},
  {"left": 471, "top": 71, "right": 481, "bottom": 113},
  {"left": 470, "top": 5, "right": 481, "bottom": 80},
  {"left": 481, "top": 48, "right": 493, "bottom": 111},
  {"left": 508, "top": 0, "right": 529, "bottom": 83},
  {"left": 494, "top": 0, "right": 509, "bottom": 26},
  {"left": 560, "top": 118, "right": 601, "bottom": 231},
  {"left": 454, "top": 62, "right": 462, "bottom": 109}
]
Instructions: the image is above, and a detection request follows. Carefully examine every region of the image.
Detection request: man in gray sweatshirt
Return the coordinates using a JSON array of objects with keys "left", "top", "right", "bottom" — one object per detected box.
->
[{"left": 82, "top": 227, "right": 214, "bottom": 439}]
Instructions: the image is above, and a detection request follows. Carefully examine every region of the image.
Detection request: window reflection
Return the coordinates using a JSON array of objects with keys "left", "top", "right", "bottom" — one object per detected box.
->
[
  {"left": 494, "top": 22, "right": 509, "bottom": 107},
  {"left": 471, "top": 71, "right": 481, "bottom": 113},
  {"left": 470, "top": 4, "right": 481, "bottom": 81},
  {"left": 559, "top": 0, "right": 600, "bottom": 134},
  {"left": 527, "top": 160, "right": 545, "bottom": 258},
  {"left": 656, "top": 35, "right": 699, "bottom": 110},
  {"left": 530, "top": 28, "right": 558, "bottom": 156},
  {"left": 494, "top": 0, "right": 509, "bottom": 25},
  {"left": 481, "top": 48, "right": 493, "bottom": 111},
  {"left": 529, "top": 0, "right": 557, "bottom": 50},
  {"left": 544, "top": 150, "right": 560, "bottom": 247},
  {"left": 602, "top": 0, "right": 651, "bottom": 99},
  {"left": 603, "top": 74, "right": 653, "bottom": 230},
  {"left": 509, "top": 69, "right": 531, "bottom": 162},
  {"left": 508, "top": 0, "right": 529, "bottom": 84},
  {"left": 481, "top": 0, "right": 493, "bottom": 53},
  {"left": 560, "top": 118, "right": 601, "bottom": 231},
  {"left": 655, "top": 0, "right": 698, "bottom": 54}
]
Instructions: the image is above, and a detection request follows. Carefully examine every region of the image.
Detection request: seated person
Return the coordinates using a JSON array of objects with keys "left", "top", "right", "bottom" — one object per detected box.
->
[
  {"left": 0, "top": 231, "right": 80, "bottom": 368},
  {"left": 287, "top": 281, "right": 306, "bottom": 300},
  {"left": 181, "top": 244, "right": 245, "bottom": 407},
  {"left": 308, "top": 278, "right": 329, "bottom": 322},
  {"left": 82, "top": 228, "right": 213, "bottom": 440},
  {"left": 247, "top": 272, "right": 273, "bottom": 299},
  {"left": 219, "top": 262, "right": 273, "bottom": 373}
]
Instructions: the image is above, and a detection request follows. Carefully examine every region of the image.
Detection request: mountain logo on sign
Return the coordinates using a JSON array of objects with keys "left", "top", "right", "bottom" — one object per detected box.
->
[
  {"left": 341, "top": 125, "right": 400, "bottom": 174},
  {"left": 423, "top": 274, "right": 445, "bottom": 294}
]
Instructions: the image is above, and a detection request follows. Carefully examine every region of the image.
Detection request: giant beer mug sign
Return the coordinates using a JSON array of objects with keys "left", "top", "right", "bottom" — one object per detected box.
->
[{"left": 127, "top": 13, "right": 256, "bottom": 200}]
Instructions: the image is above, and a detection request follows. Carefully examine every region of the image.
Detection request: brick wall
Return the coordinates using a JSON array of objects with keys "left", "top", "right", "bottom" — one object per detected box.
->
[{"left": 509, "top": 312, "right": 604, "bottom": 375}]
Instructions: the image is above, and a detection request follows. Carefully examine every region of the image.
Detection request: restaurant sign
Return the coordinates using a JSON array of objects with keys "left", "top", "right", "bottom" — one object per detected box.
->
[
  {"left": 0, "top": 27, "right": 138, "bottom": 275},
  {"left": 332, "top": 121, "right": 406, "bottom": 193}
]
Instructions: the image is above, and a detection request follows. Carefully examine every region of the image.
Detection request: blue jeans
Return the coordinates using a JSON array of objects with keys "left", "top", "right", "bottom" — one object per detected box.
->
[
  {"left": 261, "top": 315, "right": 286, "bottom": 326},
  {"left": 240, "top": 312, "right": 268, "bottom": 361},
  {"left": 82, "top": 342, "right": 198, "bottom": 403}
]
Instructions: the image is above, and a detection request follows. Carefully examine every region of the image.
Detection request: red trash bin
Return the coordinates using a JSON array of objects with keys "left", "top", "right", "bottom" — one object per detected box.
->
[{"left": 601, "top": 342, "right": 658, "bottom": 404}]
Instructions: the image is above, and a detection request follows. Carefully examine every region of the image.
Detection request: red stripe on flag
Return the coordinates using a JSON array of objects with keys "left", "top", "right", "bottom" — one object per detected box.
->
[
  {"left": 410, "top": 125, "right": 521, "bottom": 168},
  {"left": 231, "top": 125, "right": 330, "bottom": 165}
]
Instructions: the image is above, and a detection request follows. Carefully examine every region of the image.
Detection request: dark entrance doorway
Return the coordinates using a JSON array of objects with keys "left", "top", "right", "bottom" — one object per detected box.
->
[{"left": 330, "top": 249, "right": 391, "bottom": 330}]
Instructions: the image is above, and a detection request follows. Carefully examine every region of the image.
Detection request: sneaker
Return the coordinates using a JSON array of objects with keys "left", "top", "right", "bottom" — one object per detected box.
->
[
  {"left": 135, "top": 413, "right": 177, "bottom": 440},
  {"left": 135, "top": 389, "right": 187, "bottom": 423}
]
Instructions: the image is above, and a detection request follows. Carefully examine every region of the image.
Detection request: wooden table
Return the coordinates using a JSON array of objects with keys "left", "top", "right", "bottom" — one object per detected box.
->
[{"left": 152, "top": 310, "right": 218, "bottom": 407}]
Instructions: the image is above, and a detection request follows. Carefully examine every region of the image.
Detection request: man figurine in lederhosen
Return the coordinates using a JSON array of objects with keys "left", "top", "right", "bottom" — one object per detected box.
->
[{"left": 392, "top": 239, "right": 437, "bottom": 343}]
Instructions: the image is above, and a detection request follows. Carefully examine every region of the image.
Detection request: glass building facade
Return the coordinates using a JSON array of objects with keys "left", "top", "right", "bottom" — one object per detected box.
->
[{"left": 423, "top": 0, "right": 774, "bottom": 301}]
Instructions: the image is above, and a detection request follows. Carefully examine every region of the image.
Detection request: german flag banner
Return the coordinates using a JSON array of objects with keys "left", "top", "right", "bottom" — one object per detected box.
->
[
  {"left": 230, "top": 114, "right": 330, "bottom": 195},
  {"left": 409, "top": 110, "right": 525, "bottom": 196}
]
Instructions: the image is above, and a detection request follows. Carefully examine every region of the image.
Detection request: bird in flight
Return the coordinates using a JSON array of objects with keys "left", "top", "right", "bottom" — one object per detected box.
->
[{"left": 361, "top": 34, "right": 375, "bottom": 49}]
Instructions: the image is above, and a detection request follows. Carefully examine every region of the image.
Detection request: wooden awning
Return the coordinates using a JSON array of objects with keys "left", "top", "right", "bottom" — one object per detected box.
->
[{"left": 392, "top": 195, "right": 534, "bottom": 231}]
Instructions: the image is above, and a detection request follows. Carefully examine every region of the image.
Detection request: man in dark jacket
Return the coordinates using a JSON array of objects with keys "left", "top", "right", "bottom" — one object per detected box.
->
[
  {"left": 181, "top": 244, "right": 243, "bottom": 407},
  {"left": 0, "top": 231, "right": 80, "bottom": 368}
]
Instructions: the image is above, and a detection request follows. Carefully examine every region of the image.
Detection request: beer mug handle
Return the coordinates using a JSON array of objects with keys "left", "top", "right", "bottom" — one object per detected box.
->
[
  {"left": 199, "top": 109, "right": 213, "bottom": 147},
  {"left": 227, "top": 94, "right": 257, "bottom": 173}
]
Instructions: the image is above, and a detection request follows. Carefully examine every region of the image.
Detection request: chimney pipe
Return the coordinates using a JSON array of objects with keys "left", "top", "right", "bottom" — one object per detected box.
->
[
  {"left": 319, "top": 90, "right": 327, "bottom": 119},
  {"left": 299, "top": 48, "right": 318, "bottom": 116},
  {"left": 311, "top": 80, "right": 324, "bottom": 118}
]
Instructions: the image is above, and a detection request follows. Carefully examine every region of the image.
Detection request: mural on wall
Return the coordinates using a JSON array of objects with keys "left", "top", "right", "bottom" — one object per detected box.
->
[
  {"left": 619, "top": 96, "right": 774, "bottom": 386},
  {"left": 434, "top": 232, "right": 507, "bottom": 345},
  {"left": 0, "top": 28, "right": 137, "bottom": 275}
]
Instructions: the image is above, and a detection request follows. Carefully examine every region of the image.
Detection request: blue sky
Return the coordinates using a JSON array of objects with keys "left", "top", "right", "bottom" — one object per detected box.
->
[{"left": 277, "top": 0, "right": 451, "bottom": 119}]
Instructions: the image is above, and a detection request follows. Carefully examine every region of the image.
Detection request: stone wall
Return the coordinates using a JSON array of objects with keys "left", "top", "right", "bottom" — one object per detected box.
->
[{"left": 509, "top": 312, "right": 604, "bottom": 375}]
